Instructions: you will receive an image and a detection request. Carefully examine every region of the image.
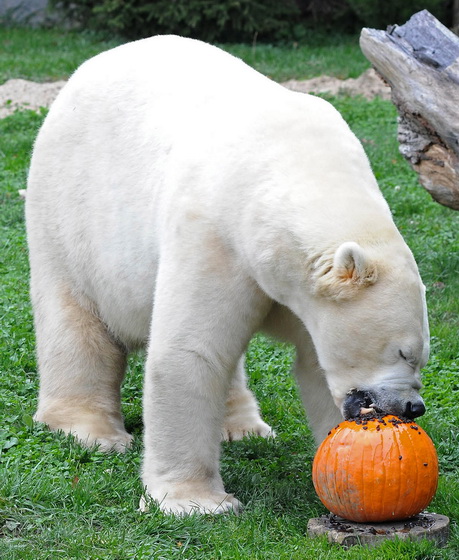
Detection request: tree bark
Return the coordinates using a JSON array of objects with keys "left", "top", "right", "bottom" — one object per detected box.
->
[{"left": 360, "top": 10, "right": 459, "bottom": 210}]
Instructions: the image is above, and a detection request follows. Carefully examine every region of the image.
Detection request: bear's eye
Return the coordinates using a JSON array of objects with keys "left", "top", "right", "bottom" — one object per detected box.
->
[{"left": 399, "top": 350, "right": 415, "bottom": 368}]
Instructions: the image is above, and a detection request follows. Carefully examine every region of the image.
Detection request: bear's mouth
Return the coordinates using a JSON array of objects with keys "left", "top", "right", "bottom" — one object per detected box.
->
[{"left": 342, "top": 389, "right": 381, "bottom": 419}]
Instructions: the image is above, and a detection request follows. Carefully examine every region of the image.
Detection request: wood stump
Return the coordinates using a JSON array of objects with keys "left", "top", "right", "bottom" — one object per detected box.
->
[
  {"left": 360, "top": 10, "right": 459, "bottom": 210},
  {"left": 308, "top": 513, "right": 450, "bottom": 548}
]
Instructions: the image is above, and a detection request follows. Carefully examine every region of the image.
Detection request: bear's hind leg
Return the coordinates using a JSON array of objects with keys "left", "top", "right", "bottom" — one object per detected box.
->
[
  {"left": 221, "top": 356, "right": 274, "bottom": 441},
  {"left": 32, "top": 283, "right": 132, "bottom": 452}
]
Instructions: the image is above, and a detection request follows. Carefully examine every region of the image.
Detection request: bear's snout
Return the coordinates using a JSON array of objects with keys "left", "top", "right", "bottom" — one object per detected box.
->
[{"left": 343, "top": 388, "right": 426, "bottom": 420}]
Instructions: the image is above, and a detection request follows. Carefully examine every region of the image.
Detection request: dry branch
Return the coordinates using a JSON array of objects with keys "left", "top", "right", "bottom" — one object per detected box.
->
[{"left": 360, "top": 10, "right": 459, "bottom": 210}]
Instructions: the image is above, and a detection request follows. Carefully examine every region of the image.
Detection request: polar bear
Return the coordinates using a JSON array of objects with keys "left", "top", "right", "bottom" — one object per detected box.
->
[{"left": 26, "top": 35, "right": 429, "bottom": 515}]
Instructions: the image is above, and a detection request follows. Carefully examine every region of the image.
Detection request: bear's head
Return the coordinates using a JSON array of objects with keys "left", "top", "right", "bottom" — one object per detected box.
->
[{"left": 310, "top": 241, "right": 429, "bottom": 421}]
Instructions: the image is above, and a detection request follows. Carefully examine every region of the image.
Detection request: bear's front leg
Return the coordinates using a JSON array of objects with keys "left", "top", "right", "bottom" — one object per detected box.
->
[
  {"left": 294, "top": 333, "right": 344, "bottom": 444},
  {"left": 140, "top": 248, "right": 271, "bottom": 514},
  {"left": 141, "top": 347, "right": 241, "bottom": 514}
]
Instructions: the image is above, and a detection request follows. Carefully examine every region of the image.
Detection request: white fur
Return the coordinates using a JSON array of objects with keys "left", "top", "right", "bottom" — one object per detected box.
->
[{"left": 26, "top": 35, "right": 429, "bottom": 515}]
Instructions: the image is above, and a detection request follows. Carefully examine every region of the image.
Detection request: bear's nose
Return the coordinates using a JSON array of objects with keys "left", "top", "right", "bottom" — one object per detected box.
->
[{"left": 404, "top": 401, "right": 426, "bottom": 419}]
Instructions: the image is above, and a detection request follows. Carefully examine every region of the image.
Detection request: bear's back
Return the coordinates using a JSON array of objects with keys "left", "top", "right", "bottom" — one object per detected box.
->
[{"left": 51, "top": 35, "right": 284, "bottom": 123}]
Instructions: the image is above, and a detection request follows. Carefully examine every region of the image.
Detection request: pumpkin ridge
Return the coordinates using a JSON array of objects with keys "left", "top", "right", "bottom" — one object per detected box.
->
[
  {"left": 393, "top": 425, "right": 403, "bottom": 518},
  {"left": 344, "top": 426, "right": 357, "bottom": 519},
  {"left": 377, "top": 424, "right": 387, "bottom": 520},
  {"left": 362, "top": 428, "right": 370, "bottom": 519},
  {"left": 409, "top": 424, "right": 421, "bottom": 517},
  {"left": 399, "top": 422, "right": 412, "bottom": 519},
  {"left": 326, "top": 430, "right": 335, "bottom": 510}
]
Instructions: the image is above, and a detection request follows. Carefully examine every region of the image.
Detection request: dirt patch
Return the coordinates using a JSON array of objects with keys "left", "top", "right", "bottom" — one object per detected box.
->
[
  {"left": 0, "top": 78, "right": 67, "bottom": 118},
  {"left": 282, "top": 68, "right": 391, "bottom": 100},
  {"left": 0, "top": 69, "right": 390, "bottom": 119}
]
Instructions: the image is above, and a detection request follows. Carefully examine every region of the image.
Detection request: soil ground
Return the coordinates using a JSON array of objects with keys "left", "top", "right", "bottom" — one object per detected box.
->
[{"left": 0, "top": 69, "right": 390, "bottom": 119}]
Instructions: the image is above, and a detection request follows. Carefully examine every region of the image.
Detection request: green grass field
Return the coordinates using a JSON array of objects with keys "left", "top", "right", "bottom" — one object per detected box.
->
[
  {"left": 0, "top": 27, "right": 369, "bottom": 83},
  {"left": 1, "top": 28, "right": 458, "bottom": 559}
]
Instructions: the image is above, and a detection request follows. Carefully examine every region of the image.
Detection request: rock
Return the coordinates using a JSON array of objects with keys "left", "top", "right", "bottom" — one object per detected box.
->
[{"left": 0, "top": 0, "right": 51, "bottom": 26}]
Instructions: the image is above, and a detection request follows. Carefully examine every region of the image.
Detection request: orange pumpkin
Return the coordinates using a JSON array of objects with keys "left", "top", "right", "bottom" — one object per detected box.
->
[{"left": 312, "top": 415, "right": 438, "bottom": 522}]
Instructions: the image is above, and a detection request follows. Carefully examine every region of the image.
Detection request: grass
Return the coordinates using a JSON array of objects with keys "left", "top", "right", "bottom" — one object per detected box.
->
[
  {"left": 1, "top": 28, "right": 458, "bottom": 559},
  {"left": 0, "top": 28, "right": 122, "bottom": 84},
  {"left": 226, "top": 37, "right": 370, "bottom": 81},
  {"left": 0, "top": 27, "right": 369, "bottom": 84}
]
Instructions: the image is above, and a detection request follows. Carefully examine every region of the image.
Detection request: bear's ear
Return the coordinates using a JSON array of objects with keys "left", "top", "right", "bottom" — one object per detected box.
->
[{"left": 314, "top": 242, "right": 378, "bottom": 300}]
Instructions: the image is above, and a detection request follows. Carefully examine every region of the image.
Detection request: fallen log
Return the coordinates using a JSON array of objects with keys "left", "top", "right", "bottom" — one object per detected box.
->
[{"left": 360, "top": 10, "right": 459, "bottom": 210}]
